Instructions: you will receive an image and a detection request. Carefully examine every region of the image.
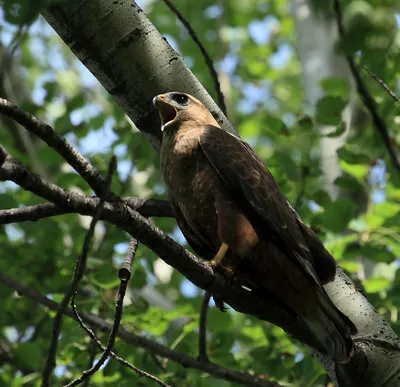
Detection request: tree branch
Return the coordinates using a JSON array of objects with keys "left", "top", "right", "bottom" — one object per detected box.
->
[
  {"left": 65, "top": 237, "right": 141, "bottom": 387},
  {"left": 0, "top": 143, "right": 328, "bottom": 353},
  {"left": 0, "top": 98, "right": 111, "bottom": 197},
  {"left": 332, "top": 0, "right": 400, "bottom": 171},
  {"left": 41, "top": 156, "right": 116, "bottom": 387},
  {"left": 0, "top": 198, "right": 173, "bottom": 225},
  {"left": 161, "top": 0, "right": 227, "bottom": 116},
  {"left": 0, "top": 272, "right": 282, "bottom": 387},
  {"left": 71, "top": 300, "right": 171, "bottom": 387}
]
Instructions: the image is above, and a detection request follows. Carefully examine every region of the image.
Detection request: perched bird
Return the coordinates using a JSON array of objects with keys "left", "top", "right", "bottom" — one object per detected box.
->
[{"left": 153, "top": 92, "right": 357, "bottom": 363}]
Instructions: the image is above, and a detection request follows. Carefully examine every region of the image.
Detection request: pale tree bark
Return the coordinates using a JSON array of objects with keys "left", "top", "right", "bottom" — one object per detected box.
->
[
  {"left": 39, "top": 1, "right": 400, "bottom": 386},
  {"left": 294, "top": 0, "right": 349, "bottom": 200},
  {"left": 293, "top": 1, "right": 399, "bottom": 385},
  {"left": 294, "top": 0, "right": 367, "bottom": 209}
]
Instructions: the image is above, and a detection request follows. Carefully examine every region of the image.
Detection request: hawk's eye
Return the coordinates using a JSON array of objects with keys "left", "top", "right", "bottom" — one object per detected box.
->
[{"left": 172, "top": 94, "right": 189, "bottom": 105}]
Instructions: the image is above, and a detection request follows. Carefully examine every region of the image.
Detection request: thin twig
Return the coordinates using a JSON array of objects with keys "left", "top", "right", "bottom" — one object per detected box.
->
[
  {"left": 41, "top": 156, "right": 116, "bottom": 387},
  {"left": 65, "top": 237, "right": 140, "bottom": 386},
  {"left": 363, "top": 66, "right": 400, "bottom": 105},
  {"left": 81, "top": 339, "right": 97, "bottom": 387},
  {"left": 198, "top": 292, "right": 211, "bottom": 361},
  {"left": 0, "top": 272, "right": 279, "bottom": 387},
  {"left": 161, "top": 0, "right": 227, "bottom": 116},
  {"left": 71, "top": 300, "right": 171, "bottom": 387},
  {"left": 332, "top": 0, "right": 400, "bottom": 171}
]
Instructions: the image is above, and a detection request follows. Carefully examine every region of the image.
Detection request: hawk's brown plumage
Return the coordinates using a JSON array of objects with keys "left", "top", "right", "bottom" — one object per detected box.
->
[{"left": 154, "top": 92, "right": 357, "bottom": 363}]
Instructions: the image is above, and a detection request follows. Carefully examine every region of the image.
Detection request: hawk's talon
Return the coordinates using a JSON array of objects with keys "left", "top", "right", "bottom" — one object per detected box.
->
[{"left": 213, "top": 296, "right": 227, "bottom": 312}]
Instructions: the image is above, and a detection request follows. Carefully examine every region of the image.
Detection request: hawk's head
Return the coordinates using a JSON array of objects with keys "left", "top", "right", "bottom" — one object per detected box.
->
[{"left": 153, "top": 92, "right": 219, "bottom": 131}]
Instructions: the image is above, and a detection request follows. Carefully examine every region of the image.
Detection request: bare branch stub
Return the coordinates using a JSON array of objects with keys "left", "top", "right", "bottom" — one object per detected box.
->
[
  {"left": 0, "top": 272, "right": 281, "bottom": 387},
  {"left": 41, "top": 156, "right": 116, "bottom": 387},
  {"left": 119, "top": 236, "right": 139, "bottom": 281},
  {"left": 161, "top": 0, "right": 227, "bottom": 116},
  {"left": 332, "top": 0, "right": 400, "bottom": 172}
]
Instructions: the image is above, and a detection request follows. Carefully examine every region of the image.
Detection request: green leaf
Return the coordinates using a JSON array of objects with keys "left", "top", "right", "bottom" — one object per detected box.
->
[
  {"left": 89, "top": 261, "right": 120, "bottom": 289},
  {"left": 297, "top": 115, "right": 314, "bottom": 131},
  {"left": 337, "top": 144, "right": 371, "bottom": 164},
  {"left": 183, "top": 319, "right": 198, "bottom": 334},
  {"left": 164, "top": 304, "right": 196, "bottom": 320},
  {"left": 14, "top": 342, "right": 43, "bottom": 369},
  {"left": 346, "top": 243, "right": 397, "bottom": 263},
  {"left": 320, "top": 77, "right": 350, "bottom": 97},
  {"left": 208, "top": 308, "right": 233, "bottom": 333},
  {"left": 130, "top": 267, "right": 147, "bottom": 289},
  {"left": 363, "top": 277, "right": 391, "bottom": 293},
  {"left": 334, "top": 174, "right": 365, "bottom": 192},
  {"left": 325, "top": 121, "right": 347, "bottom": 138},
  {"left": 318, "top": 198, "right": 357, "bottom": 233},
  {"left": 316, "top": 96, "right": 347, "bottom": 125},
  {"left": 325, "top": 234, "right": 358, "bottom": 260},
  {"left": 340, "top": 160, "right": 369, "bottom": 181}
]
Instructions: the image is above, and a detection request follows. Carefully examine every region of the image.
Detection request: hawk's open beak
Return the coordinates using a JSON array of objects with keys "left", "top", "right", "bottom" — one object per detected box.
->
[{"left": 153, "top": 95, "right": 178, "bottom": 128}]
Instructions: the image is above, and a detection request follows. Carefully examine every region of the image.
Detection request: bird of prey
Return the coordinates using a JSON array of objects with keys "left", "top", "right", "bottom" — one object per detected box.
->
[{"left": 153, "top": 92, "right": 357, "bottom": 363}]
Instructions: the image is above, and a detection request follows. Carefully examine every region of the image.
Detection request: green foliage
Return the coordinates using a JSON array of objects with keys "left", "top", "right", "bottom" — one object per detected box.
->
[{"left": 1, "top": 0, "right": 400, "bottom": 386}]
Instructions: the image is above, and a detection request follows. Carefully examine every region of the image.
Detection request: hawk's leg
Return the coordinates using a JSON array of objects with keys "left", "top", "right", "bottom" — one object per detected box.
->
[
  {"left": 207, "top": 242, "right": 243, "bottom": 286},
  {"left": 208, "top": 242, "right": 229, "bottom": 269}
]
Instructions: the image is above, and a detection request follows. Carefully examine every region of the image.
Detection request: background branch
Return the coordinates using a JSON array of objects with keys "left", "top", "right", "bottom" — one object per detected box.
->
[
  {"left": 0, "top": 143, "right": 342, "bottom": 348},
  {"left": 0, "top": 198, "right": 173, "bottom": 225},
  {"left": 0, "top": 272, "right": 280, "bottom": 387},
  {"left": 41, "top": 156, "right": 116, "bottom": 387},
  {"left": 161, "top": 0, "right": 227, "bottom": 116},
  {"left": 332, "top": 0, "right": 400, "bottom": 171},
  {"left": 0, "top": 98, "right": 111, "bottom": 197},
  {"left": 65, "top": 236, "right": 138, "bottom": 387}
]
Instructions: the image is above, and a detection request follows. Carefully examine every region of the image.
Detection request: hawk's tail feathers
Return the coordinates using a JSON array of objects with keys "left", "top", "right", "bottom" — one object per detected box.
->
[{"left": 303, "top": 290, "right": 357, "bottom": 364}]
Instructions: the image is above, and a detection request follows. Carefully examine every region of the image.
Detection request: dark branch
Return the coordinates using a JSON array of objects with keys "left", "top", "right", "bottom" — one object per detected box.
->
[
  {"left": 122, "top": 198, "right": 173, "bottom": 218},
  {"left": 41, "top": 156, "right": 116, "bottom": 387},
  {"left": 119, "top": 237, "right": 138, "bottom": 281},
  {"left": 71, "top": 300, "right": 171, "bottom": 387},
  {"left": 198, "top": 292, "right": 211, "bottom": 361},
  {"left": 161, "top": 0, "right": 227, "bottom": 116},
  {"left": 0, "top": 198, "right": 173, "bottom": 225},
  {"left": 65, "top": 236, "right": 139, "bottom": 387},
  {"left": 0, "top": 272, "right": 282, "bottom": 387},
  {"left": 81, "top": 339, "right": 97, "bottom": 387},
  {"left": 0, "top": 144, "right": 328, "bottom": 349},
  {"left": 332, "top": 0, "right": 400, "bottom": 171},
  {"left": 0, "top": 98, "right": 110, "bottom": 197},
  {"left": 363, "top": 66, "right": 400, "bottom": 106}
]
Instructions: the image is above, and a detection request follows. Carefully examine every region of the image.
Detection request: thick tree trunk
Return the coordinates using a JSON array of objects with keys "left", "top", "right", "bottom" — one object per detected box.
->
[
  {"left": 42, "top": 1, "right": 400, "bottom": 385},
  {"left": 294, "top": 0, "right": 350, "bottom": 200},
  {"left": 43, "top": 1, "right": 234, "bottom": 152}
]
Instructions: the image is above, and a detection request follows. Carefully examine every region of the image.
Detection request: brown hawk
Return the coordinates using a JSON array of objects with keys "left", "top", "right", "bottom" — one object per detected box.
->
[{"left": 153, "top": 92, "right": 357, "bottom": 363}]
